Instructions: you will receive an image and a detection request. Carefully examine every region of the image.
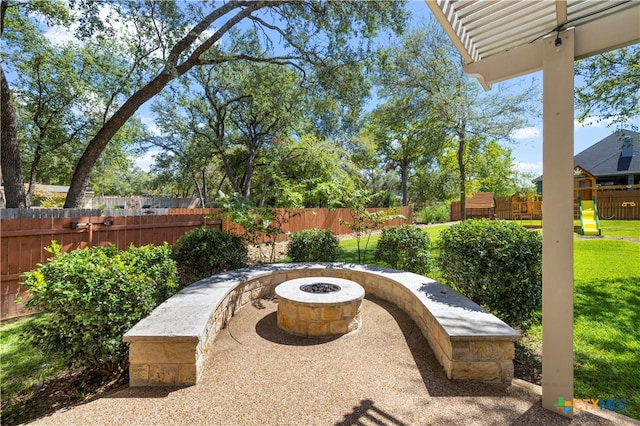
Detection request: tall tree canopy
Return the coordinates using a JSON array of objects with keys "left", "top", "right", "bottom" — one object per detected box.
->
[
  {"left": 1, "top": 0, "right": 408, "bottom": 207},
  {"left": 575, "top": 45, "right": 639, "bottom": 130},
  {"left": 376, "top": 22, "right": 535, "bottom": 218}
]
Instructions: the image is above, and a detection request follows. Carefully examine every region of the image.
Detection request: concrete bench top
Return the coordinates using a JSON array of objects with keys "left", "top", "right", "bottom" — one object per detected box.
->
[{"left": 123, "top": 263, "right": 520, "bottom": 344}]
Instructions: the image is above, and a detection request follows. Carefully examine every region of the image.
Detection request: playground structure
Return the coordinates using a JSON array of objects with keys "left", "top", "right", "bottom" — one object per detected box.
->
[
  {"left": 578, "top": 198, "right": 601, "bottom": 236},
  {"left": 574, "top": 166, "right": 601, "bottom": 235}
]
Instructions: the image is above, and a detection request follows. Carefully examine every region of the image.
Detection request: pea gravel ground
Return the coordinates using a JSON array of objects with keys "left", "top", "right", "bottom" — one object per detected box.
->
[{"left": 29, "top": 296, "right": 636, "bottom": 426}]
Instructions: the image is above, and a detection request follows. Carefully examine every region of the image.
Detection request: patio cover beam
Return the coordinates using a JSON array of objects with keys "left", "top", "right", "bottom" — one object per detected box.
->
[{"left": 462, "top": 7, "right": 640, "bottom": 88}]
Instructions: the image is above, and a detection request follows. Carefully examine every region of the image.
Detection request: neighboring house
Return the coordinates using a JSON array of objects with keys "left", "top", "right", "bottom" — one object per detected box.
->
[
  {"left": 536, "top": 129, "right": 640, "bottom": 193},
  {"left": 0, "top": 184, "right": 94, "bottom": 208}
]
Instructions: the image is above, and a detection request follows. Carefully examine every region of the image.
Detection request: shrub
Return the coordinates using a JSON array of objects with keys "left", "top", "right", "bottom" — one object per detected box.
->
[
  {"left": 22, "top": 242, "right": 178, "bottom": 374},
  {"left": 374, "top": 225, "right": 432, "bottom": 274},
  {"left": 415, "top": 203, "right": 450, "bottom": 224},
  {"left": 438, "top": 219, "right": 542, "bottom": 330},
  {"left": 172, "top": 227, "right": 247, "bottom": 283},
  {"left": 287, "top": 229, "right": 342, "bottom": 262}
]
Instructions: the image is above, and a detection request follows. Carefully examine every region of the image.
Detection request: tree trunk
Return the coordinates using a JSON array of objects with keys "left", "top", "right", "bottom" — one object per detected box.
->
[
  {"left": 0, "top": 64, "right": 27, "bottom": 208},
  {"left": 401, "top": 158, "right": 409, "bottom": 206},
  {"left": 25, "top": 146, "right": 42, "bottom": 205},
  {"left": 201, "top": 169, "right": 208, "bottom": 207},
  {"left": 193, "top": 173, "right": 205, "bottom": 208},
  {"left": 457, "top": 129, "right": 467, "bottom": 221},
  {"left": 64, "top": 73, "right": 174, "bottom": 207}
]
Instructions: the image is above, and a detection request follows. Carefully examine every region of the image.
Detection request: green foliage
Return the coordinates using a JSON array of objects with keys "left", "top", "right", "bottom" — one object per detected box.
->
[
  {"left": 576, "top": 46, "right": 639, "bottom": 130},
  {"left": 215, "top": 195, "right": 298, "bottom": 263},
  {"left": 172, "top": 227, "right": 247, "bottom": 283},
  {"left": 21, "top": 241, "right": 179, "bottom": 374},
  {"left": 374, "top": 225, "right": 431, "bottom": 274},
  {"left": 415, "top": 203, "right": 450, "bottom": 224},
  {"left": 339, "top": 189, "right": 406, "bottom": 264},
  {"left": 438, "top": 220, "right": 542, "bottom": 330},
  {"left": 287, "top": 229, "right": 342, "bottom": 262}
]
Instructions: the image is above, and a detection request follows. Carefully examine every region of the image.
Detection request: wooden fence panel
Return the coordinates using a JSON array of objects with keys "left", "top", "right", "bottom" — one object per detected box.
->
[
  {"left": 452, "top": 189, "right": 640, "bottom": 222},
  {"left": 1, "top": 210, "right": 221, "bottom": 320},
  {"left": 1, "top": 206, "right": 411, "bottom": 320},
  {"left": 495, "top": 197, "right": 512, "bottom": 220},
  {"left": 596, "top": 189, "right": 640, "bottom": 220}
]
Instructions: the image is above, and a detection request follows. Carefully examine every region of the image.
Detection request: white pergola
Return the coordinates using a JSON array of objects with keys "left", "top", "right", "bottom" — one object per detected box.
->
[{"left": 425, "top": 0, "right": 640, "bottom": 418}]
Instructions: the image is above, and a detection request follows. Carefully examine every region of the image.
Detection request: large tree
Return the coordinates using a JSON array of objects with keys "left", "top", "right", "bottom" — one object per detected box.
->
[
  {"left": 575, "top": 45, "right": 639, "bottom": 129},
  {"left": 378, "top": 22, "right": 535, "bottom": 219},
  {"left": 366, "top": 94, "right": 444, "bottom": 206},
  {"left": 30, "top": 1, "right": 404, "bottom": 207},
  {"left": 1, "top": 0, "right": 71, "bottom": 207}
]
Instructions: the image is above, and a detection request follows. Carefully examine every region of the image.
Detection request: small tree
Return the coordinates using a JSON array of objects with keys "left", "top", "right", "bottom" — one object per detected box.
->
[
  {"left": 216, "top": 195, "right": 300, "bottom": 263},
  {"left": 339, "top": 189, "right": 405, "bottom": 264}
]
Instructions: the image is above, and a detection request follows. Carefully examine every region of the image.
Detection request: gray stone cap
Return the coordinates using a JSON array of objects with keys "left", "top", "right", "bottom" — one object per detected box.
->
[
  {"left": 275, "top": 277, "right": 364, "bottom": 305},
  {"left": 123, "top": 262, "right": 520, "bottom": 343}
]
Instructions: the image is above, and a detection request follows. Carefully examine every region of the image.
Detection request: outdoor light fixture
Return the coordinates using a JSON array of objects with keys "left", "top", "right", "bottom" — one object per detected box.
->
[
  {"left": 555, "top": 35, "right": 563, "bottom": 47},
  {"left": 71, "top": 219, "right": 113, "bottom": 229}
]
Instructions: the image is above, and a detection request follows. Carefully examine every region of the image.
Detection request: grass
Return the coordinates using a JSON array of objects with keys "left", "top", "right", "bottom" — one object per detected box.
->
[
  {"left": 0, "top": 314, "right": 66, "bottom": 423},
  {"left": 571, "top": 237, "right": 639, "bottom": 418},
  {"left": 598, "top": 219, "right": 640, "bottom": 238},
  {"left": 337, "top": 220, "right": 640, "bottom": 420}
]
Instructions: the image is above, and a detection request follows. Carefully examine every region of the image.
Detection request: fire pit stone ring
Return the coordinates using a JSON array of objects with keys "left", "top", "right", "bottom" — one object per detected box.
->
[{"left": 275, "top": 277, "right": 364, "bottom": 337}]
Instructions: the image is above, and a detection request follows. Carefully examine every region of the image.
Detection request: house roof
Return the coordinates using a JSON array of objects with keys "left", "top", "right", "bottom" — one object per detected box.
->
[
  {"left": 535, "top": 129, "right": 639, "bottom": 181},
  {"left": 573, "top": 129, "right": 639, "bottom": 177}
]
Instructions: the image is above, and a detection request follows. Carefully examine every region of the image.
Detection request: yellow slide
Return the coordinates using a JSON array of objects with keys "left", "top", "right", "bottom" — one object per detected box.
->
[{"left": 580, "top": 199, "right": 601, "bottom": 236}]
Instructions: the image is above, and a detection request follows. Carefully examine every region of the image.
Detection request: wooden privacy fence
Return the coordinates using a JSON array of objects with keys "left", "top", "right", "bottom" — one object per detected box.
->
[
  {"left": 0, "top": 205, "right": 411, "bottom": 320},
  {"left": 0, "top": 208, "right": 222, "bottom": 320},
  {"left": 451, "top": 188, "right": 640, "bottom": 221},
  {"left": 221, "top": 206, "right": 412, "bottom": 242},
  {"left": 592, "top": 187, "right": 640, "bottom": 220}
]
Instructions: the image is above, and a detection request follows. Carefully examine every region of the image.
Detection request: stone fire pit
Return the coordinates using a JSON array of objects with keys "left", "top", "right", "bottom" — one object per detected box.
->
[{"left": 275, "top": 277, "right": 365, "bottom": 337}]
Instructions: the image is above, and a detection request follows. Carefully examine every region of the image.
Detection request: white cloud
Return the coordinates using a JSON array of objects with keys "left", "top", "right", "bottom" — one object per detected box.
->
[
  {"left": 514, "top": 161, "right": 543, "bottom": 175},
  {"left": 512, "top": 127, "right": 540, "bottom": 140},
  {"left": 133, "top": 151, "right": 157, "bottom": 172},
  {"left": 574, "top": 116, "right": 616, "bottom": 128}
]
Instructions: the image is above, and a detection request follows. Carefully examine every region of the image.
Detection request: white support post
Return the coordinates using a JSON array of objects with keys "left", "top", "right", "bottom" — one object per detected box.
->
[{"left": 541, "top": 28, "right": 575, "bottom": 417}]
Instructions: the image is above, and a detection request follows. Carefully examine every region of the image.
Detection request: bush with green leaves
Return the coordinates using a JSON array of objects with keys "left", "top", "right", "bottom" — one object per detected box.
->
[
  {"left": 22, "top": 242, "right": 178, "bottom": 374},
  {"left": 172, "top": 227, "right": 247, "bottom": 283},
  {"left": 438, "top": 219, "right": 542, "bottom": 330},
  {"left": 374, "top": 225, "right": 432, "bottom": 274},
  {"left": 415, "top": 203, "right": 450, "bottom": 224},
  {"left": 287, "top": 229, "right": 342, "bottom": 262}
]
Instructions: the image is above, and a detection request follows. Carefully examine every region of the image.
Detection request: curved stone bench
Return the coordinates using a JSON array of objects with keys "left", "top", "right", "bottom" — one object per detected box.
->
[{"left": 123, "top": 263, "right": 520, "bottom": 386}]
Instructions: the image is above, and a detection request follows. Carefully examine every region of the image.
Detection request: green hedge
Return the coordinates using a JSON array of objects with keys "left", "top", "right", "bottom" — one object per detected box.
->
[
  {"left": 172, "top": 227, "right": 247, "bottom": 283},
  {"left": 438, "top": 219, "right": 542, "bottom": 330},
  {"left": 22, "top": 242, "right": 178, "bottom": 374},
  {"left": 374, "top": 225, "right": 431, "bottom": 274},
  {"left": 287, "top": 229, "right": 342, "bottom": 262}
]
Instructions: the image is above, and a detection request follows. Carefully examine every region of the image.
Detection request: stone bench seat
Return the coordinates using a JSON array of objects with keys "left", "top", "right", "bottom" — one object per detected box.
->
[{"left": 123, "top": 263, "right": 520, "bottom": 386}]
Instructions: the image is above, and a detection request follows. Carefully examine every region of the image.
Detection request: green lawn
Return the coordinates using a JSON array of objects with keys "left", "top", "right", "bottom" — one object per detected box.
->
[
  {"left": 0, "top": 314, "right": 66, "bottom": 424},
  {"left": 338, "top": 221, "right": 640, "bottom": 419}
]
